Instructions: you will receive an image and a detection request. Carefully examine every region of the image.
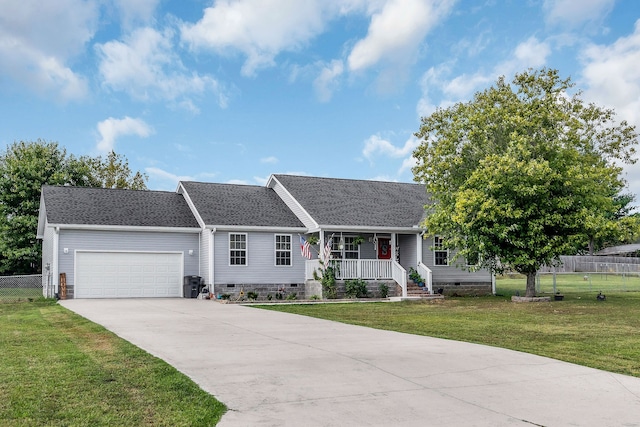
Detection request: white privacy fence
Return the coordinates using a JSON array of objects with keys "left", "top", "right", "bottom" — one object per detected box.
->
[{"left": 538, "top": 256, "right": 640, "bottom": 274}]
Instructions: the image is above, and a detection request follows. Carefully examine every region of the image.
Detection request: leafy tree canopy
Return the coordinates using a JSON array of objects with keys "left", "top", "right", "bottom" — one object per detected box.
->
[
  {"left": 0, "top": 140, "right": 148, "bottom": 274},
  {"left": 413, "top": 68, "right": 638, "bottom": 296},
  {"left": 89, "top": 150, "right": 148, "bottom": 190}
]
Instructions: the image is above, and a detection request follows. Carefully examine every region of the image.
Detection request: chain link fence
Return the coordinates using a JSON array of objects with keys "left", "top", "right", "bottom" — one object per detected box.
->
[{"left": 0, "top": 274, "right": 43, "bottom": 302}]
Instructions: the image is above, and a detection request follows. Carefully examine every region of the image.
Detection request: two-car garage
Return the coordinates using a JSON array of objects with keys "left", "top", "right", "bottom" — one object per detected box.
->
[{"left": 74, "top": 251, "right": 184, "bottom": 298}]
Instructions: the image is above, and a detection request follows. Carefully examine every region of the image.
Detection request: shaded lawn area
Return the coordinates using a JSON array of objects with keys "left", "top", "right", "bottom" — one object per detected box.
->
[
  {"left": 258, "top": 291, "right": 640, "bottom": 378},
  {"left": 0, "top": 299, "right": 226, "bottom": 426}
]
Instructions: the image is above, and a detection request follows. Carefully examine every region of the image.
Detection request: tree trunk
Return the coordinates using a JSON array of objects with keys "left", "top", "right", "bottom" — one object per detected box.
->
[{"left": 525, "top": 272, "right": 537, "bottom": 297}]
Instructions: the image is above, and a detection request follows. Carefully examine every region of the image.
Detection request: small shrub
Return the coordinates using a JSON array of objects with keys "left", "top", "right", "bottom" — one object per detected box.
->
[
  {"left": 285, "top": 292, "right": 297, "bottom": 300},
  {"left": 267, "top": 294, "right": 273, "bottom": 301},
  {"left": 379, "top": 283, "right": 389, "bottom": 298},
  {"left": 220, "top": 294, "right": 231, "bottom": 300},
  {"left": 345, "top": 279, "right": 368, "bottom": 298},
  {"left": 247, "top": 291, "right": 258, "bottom": 301},
  {"left": 310, "top": 294, "right": 320, "bottom": 300},
  {"left": 321, "top": 264, "right": 338, "bottom": 299}
]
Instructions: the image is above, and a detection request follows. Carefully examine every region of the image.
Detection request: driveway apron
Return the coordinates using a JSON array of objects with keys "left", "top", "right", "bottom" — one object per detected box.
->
[{"left": 60, "top": 299, "right": 640, "bottom": 426}]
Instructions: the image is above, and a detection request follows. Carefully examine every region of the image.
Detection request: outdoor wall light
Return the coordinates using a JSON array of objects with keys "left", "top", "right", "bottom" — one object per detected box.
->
[
  {"left": 188, "top": 250, "right": 194, "bottom": 256},
  {"left": 63, "top": 248, "right": 68, "bottom": 254}
]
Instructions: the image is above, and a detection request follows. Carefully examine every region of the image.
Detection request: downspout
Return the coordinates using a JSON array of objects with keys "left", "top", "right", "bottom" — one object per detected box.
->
[
  {"left": 52, "top": 227, "right": 59, "bottom": 298},
  {"left": 210, "top": 228, "right": 216, "bottom": 297}
]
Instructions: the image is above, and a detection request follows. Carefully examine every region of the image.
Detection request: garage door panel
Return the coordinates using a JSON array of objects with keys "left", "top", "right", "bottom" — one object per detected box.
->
[{"left": 75, "top": 252, "right": 183, "bottom": 299}]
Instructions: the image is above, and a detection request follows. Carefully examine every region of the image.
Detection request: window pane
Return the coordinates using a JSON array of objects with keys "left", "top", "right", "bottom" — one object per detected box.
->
[
  {"left": 275, "top": 235, "right": 291, "bottom": 266},
  {"left": 230, "top": 234, "right": 247, "bottom": 265}
]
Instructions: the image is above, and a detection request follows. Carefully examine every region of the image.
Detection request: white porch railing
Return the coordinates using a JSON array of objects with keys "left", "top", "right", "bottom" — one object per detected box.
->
[
  {"left": 417, "top": 261, "right": 432, "bottom": 294},
  {"left": 305, "top": 259, "right": 406, "bottom": 296},
  {"left": 334, "top": 259, "right": 393, "bottom": 279},
  {"left": 305, "top": 259, "right": 322, "bottom": 280},
  {"left": 392, "top": 261, "right": 407, "bottom": 298}
]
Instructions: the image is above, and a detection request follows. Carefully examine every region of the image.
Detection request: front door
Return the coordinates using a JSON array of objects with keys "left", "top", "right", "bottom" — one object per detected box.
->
[{"left": 377, "top": 238, "right": 391, "bottom": 259}]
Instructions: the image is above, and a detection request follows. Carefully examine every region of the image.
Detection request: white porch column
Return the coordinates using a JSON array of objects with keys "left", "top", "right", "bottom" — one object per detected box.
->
[
  {"left": 416, "top": 233, "right": 423, "bottom": 265},
  {"left": 391, "top": 233, "right": 396, "bottom": 261}
]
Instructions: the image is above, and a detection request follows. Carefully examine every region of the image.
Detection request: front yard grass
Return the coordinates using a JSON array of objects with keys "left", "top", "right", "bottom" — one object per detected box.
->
[
  {"left": 0, "top": 299, "right": 226, "bottom": 426},
  {"left": 259, "top": 291, "right": 640, "bottom": 378}
]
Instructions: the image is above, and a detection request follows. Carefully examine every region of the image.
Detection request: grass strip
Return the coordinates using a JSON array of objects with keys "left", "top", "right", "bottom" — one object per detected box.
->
[
  {"left": 0, "top": 299, "right": 226, "bottom": 426},
  {"left": 258, "top": 291, "right": 640, "bottom": 378}
]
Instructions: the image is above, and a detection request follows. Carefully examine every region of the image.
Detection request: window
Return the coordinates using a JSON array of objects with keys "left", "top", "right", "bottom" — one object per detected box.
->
[
  {"left": 330, "top": 238, "right": 342, "bottom": 259},
  {"left": 343, "top": 236, "right": 359, "bottom": 259},
  {"left": 229, "top": 233, "right": 247, "bottom": 265},
  {"left": 433, "top": 236, "right": 448, "bottom": 266},
  {"left": 275, "top": 234, "right": 292, "bottom": 266},
  {"left": 329, "top": 235, "right": 360, "bottom": 259},
  {"left": 466, "top": 251, "right": 480, "bottom": 267}
]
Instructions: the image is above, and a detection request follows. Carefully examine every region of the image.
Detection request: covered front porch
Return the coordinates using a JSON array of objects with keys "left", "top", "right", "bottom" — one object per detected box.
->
[
  {"left": 302, "top": 231, "right": 433, "bottom": 298},
  {"left": 304, "top": 258, "right": 432, "bottom": 298}
]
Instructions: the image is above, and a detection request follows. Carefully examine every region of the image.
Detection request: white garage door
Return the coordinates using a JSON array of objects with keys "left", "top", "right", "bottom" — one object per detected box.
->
[{"left": 75, "top": 251, "right": 183, "bottom": 298}]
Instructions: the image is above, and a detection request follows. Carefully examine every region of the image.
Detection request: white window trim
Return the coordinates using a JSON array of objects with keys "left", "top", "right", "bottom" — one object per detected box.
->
[
  {"left": 274, "top": 234, "right": 293, "bottom": 267},
  {"left": 433, "top": 235, "right": 449, "bottom": 266},
  {"left": 229, "top": 233, "right": 248, "bottom": 266},
  {"left": 330, "top": 234, "right": 361, "bottom": 259}
]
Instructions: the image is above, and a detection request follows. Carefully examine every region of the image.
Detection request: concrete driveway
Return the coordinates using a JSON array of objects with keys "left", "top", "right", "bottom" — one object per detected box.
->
[{"left": 60, "top": 298, "right": 640, "bottom": 426}]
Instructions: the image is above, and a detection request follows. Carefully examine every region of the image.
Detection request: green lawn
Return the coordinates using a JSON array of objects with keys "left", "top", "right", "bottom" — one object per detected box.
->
[
  {"left": 0, "top": 299, "right": 226, "bottom": 426},
  {"left": 258, "top": 290, "right": 640, "bottom": 378},
  {"left": 0, "top": 287, "right": 43, "bottom": 301}
]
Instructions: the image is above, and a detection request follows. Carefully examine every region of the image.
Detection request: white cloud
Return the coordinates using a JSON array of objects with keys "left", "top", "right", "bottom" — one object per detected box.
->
[
  {"left": 313, "top": 60, "right": 344, "bottom": 102},
  {"left": 417, "top": 36, "right": 551, "bottom": 117},
  {"left": 399, "top": 156, "right": 418, "bottom": 175},
  {"left": 113, "top": 0, "right": 160, "bottom": 28},
  {"left": 146, "top": 167, "right": 192, "bottom": 182},
  {"left": 363, "top": 134, "right": 420, "bottom": 160},
  {"left": 347, "top": 0, "right": 455, "bottom": 72},
  {"left": 96, "top": 116, "right": 153, "bottom": 152},
  {"left": 180, "top": 0, "right": 453, "bottom": 93},
  {"left": 361, "top": 134, "right": 421, "bottom": 179},
  {"left": 543, "top": 0, "right": 614, "bottom": 28},
  {"left": 0, "top": 0, "right": 97, "bottom": 101},
  {"left": 96, "top": 27, "right": 227, "bottom": 109},
  {"left": 581, "top": 19, "right": 640, "bottom": 128},
  {"left": 260, "top": 156, "right": 279, "bottom": 164},
  {"left": 580, "top": 19, "right": 640, "bottom": 206},
  {"left": 226, "top": 179, "right": 251, "bottom": 185},
  {"left": 180, "top": 0, "right": 329, "bottom": 77}
]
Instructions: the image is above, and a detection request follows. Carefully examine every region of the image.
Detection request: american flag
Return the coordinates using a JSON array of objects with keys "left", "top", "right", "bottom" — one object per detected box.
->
[
  {"left": 323, "top": 236, "right": 333, "bottom": 262},
  {"left": 300, "top": 236, "right": 312, "bottom": 259}
]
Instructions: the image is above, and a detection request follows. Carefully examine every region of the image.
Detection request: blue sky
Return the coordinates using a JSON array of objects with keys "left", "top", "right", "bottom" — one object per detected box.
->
[{"left": 1, "top": 0, "right": 639, "bottom": 204}]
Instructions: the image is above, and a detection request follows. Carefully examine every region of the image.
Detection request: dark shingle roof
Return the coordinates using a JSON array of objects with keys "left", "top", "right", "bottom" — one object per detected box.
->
[
  {"left": 42, "top": 186, "right": 200, "bottom": 228},
  {"left": 181, "top": 181, "right": 304, "bottom": 228},
  {"left": 273, "top": 174, "right": 429, "bottom": 228}
]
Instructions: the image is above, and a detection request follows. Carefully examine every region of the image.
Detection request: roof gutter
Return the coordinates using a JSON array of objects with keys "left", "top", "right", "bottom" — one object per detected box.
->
[
  {"left": 205, "top": 225, "right": 307, "bottom": 233},
  {"left": 47, "top": 224, "right": 202, "bottom": 233},
  {"left": 309, "top": 225, "right": 423, "bottom": 233}
]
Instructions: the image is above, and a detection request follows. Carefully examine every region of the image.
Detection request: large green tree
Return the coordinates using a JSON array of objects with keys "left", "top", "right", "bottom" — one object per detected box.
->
[
  {"left": 413, "top": 68, "right": 638, "bottom": 297},
  {"left": 90, "top": 150, "right": 148, "bottom": 190},
  {"left": 0, "top": 140, "right": 148, "bottom": 274}
]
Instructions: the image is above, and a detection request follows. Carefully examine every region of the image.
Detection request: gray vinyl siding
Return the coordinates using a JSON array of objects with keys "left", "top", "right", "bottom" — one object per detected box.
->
[
  {"left": 271, "top": 180, "right": 316, "bottom": 229},
  {"left": 358, "top": 235, "right": 376, "bottom": 259},
  {"left": 200, "top": 229, "right": 211, "bottom": 285},
  {"left": 421, "top": 237, "right": 491, "bottom": 282},
  {"left": 213, "top": 231, "right": 305, "bottom": 285},
  {"left": 57, "top": 229, "right": 200, "bottom": 292},
  {"left": 398, "top": 234, "right": 417, "bottom": 270}
]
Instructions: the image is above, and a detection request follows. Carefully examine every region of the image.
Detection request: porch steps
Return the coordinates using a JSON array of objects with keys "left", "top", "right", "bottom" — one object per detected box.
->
[{"left": 406, "top": 281, "right": 443, "bottom": 299}]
